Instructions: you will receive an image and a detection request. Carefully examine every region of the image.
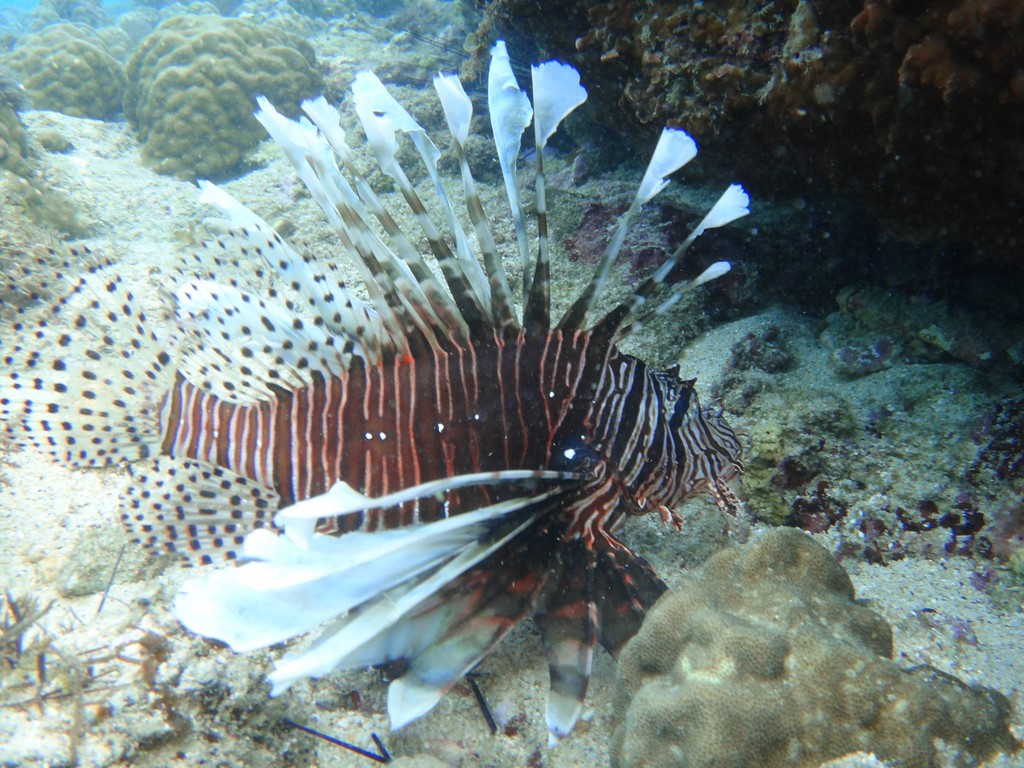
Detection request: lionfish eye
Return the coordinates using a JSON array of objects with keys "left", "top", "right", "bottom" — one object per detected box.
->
[{"left": 553, "top": 437, "right": 602, "bottom": 475}]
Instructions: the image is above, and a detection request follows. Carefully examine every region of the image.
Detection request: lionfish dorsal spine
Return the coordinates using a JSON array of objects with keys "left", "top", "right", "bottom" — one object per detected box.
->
[
  {"left": 523, "top": 59, "right": 589, "bottom": 336},
  {"left": 488, "top": 40, "right": 534, "bottom": 304},
  {"left": 253, "top": 97, "right": 467, "bottom": 350},
  {"left": 352, "top": 72, "right": 494, "bottom": 335},
  {"left": 433, "top": 73, "right": 518, "bottom": 331},
  {"left": 557, "top": 128, "right": 699, "bottom": 335},
  {"left": 594, "top": 185, "right": 749, "bottom": 339}
]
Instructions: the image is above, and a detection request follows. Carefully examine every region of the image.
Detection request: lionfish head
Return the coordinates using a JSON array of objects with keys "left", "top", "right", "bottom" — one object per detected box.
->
[{"left": 656, "top": 368, "right": 744, "bottom": 514}]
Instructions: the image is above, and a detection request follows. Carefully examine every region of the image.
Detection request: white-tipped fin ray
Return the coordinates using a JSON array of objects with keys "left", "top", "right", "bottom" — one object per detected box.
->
[
  {"left": 488, "top": 41, "right": 534, "bottom": 298},
  {"left": 558, "top": 127, "right": 699, "bottom": 332},
  {"left": 525, "top": 60, "right": 588, "bottom": 333}
]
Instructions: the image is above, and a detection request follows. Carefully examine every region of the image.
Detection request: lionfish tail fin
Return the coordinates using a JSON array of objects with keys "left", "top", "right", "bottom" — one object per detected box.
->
[{"left": 1, "top": 256, "right": 172, "bottom": 467}]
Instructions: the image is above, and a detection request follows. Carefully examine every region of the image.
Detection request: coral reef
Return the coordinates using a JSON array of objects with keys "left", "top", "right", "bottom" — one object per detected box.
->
[
  {"left": 29, "top": 0, "right": 106, "bottom": 30},
  {"left": 0, "top": 68, "right": 30, "bottom": 177},
  {"left": 821, "top": 285, "right": 1024, "bottom": 375},
  {"left": 123, "top": 14, "right": 322, "bottom": 179},
  {"left": 611, "top": 528, "right": 1019, "bottom": 768},
  {"left": 471, "top": 0, "right": 1024, "bottom": 275},
  {"left": 1, "top": 23, "right": 126, "bottom": 120}
]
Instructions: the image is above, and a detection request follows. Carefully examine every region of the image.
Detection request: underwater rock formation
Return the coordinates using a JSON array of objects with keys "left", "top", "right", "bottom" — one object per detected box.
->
[
  {"left": 1, "top": 23, "right": 126, "bottom": 120},
  {"left": 473, "top": 0, "right": 1024, "bottom": 268},
  {"left": 123, "top": 14, "right": 322, "bottom": 179},
  {"left": 611, "top": 528, "right": 1019, "bottom": 768}
]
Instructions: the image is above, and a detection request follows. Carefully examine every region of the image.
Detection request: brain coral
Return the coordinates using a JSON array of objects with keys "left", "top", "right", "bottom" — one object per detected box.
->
[
  {"left": 123, "top": 14, "right": 322, "bottom": 180},
  {"left": 611, "top": 528, "right": 1019, "bottom": 768},
  {"left": 1, "top": 23, "right": 126, "bottom": 119}
]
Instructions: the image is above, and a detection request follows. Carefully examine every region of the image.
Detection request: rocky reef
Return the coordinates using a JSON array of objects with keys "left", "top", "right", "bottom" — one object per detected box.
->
[
  {"left": 471, "top": 0, "right": 1024, "bottom": 277},
  {"left": 611, "top": 528, "right": 1019, "bottom": 768}
]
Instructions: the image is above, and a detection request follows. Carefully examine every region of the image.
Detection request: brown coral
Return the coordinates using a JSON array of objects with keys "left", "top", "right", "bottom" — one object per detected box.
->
[
  {"left": 611, "top": 529, "right": 1019, "bottom": 768},
  {"left": 1, "top": 23, "right": 125, "bottom": 120}
]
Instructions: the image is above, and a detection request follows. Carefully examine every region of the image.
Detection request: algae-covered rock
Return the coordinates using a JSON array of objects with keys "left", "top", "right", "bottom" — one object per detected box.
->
[
  {"left": 123, "top": 14, "right": 322, "bottom": 180},
  {"left": 1, "top": 23, "right": 126, "bottom": 119},
  {"left": 611, "top": 528, "right": 1019, "bottom": 768}
]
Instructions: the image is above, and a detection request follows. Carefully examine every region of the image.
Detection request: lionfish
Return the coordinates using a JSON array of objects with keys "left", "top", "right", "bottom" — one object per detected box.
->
[{"left": 0, "top": 42, "right": 746, "bottom": 740}]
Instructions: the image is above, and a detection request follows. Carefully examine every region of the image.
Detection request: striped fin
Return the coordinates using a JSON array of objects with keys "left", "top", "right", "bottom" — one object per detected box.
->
[
  {"left": 591, "top": 543, "right": 667, "bottom": 655},
  {"left": 558, "top": 128, "right": 698, "bottom": 333},
  {"left": 121, "top": 456, "right": 278, "bottom": 565},
  {"left": 433, "top": 74, "right": 517, "bottom": 331},
  {"left": 253, "top": 98, "right": 455, "bottom": 350},
  {"left": 488, "top": 40, "right": 533, "bottom": 300},
  {"left": 534, "top": 542, "right": 598, "bottom": 743},
  {"left": 173, "top": 473, "right": 581, "bottom": 728},
  {"left": 174, "top": 491, "right": 540, "bottom": 651},
  {"left": 532, "top": 534, "right": 666, "bottom": 741},
  {"left": 523, "top": 59, "right": 587, "bottom": 336},
  {"left": 0, "top": 264, "right": 171, "bottom": 467},
  {"left": 594, "top": 184, "right": 750, "bottom": 340},
  {"left": 351, "top": 73, "right": 492, "bottom": 332},
  {"left": 300, "top": 95, "right": 475, "bottom": 345}
]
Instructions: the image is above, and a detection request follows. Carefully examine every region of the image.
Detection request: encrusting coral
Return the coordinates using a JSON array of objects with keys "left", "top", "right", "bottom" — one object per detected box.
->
[
  {"left": 1, "top": 23, "right": 126, "bottom": 120},
  {"left": 611, "top": 528, "right": 1019, "bottom": 768},
  {"left": 123, "top": 14, "right": 322, "bottom": 179}
]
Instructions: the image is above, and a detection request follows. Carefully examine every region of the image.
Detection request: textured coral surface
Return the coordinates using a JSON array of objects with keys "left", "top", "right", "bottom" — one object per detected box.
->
[
  {"left": 611, "top": 528, "right": 1019, "bottom": 768},
  {"left": 123, "top": 14, "right": 322, "bottom": 179},
  {"left": 1, "top": 22, "right": 125, "bottom": 119},
  {"left": 473, "top": 0, "right": 1024, "bottom": 268}
]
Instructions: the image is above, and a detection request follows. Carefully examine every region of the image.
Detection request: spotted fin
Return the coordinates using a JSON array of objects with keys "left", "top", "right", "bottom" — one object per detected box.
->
[
  {"left": 122, "top": 456, "right": 279, "bottom": 565},
  {"left": 0, "top": 265, "right": 171, "bottom": 467},
  {"left": 173, "top": 278, "right": 356, "bottom": 404}
]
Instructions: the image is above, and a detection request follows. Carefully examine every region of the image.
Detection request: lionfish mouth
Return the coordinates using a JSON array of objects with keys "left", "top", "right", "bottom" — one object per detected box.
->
[{"left": 0, "top": 41, "right": 748, "bottom": 741}]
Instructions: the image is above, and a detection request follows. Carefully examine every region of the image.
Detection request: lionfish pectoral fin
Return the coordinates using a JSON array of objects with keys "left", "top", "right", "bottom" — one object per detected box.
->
[
  {"left": 533, "top": 543, "right": 598, "bottom": 742},
  {"left": 175, "top": 488, "right": 557, "bottom": 654},
  {"left": 592, "top": 541, "right": 667, "bottom": 656},
  {"left": 122, "top": 456, "right": 279, "bottom": 566},
  {"left": 276, "top": 468, "right": 580, "bottom": 534},
  {"left": 387, "top": 601, "right": 534, "bottom": 730},
  {"left": 264, "top": 502, "right": 552, "bottom": 699}
]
